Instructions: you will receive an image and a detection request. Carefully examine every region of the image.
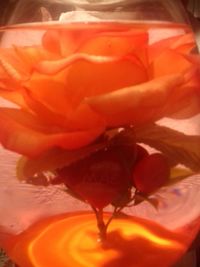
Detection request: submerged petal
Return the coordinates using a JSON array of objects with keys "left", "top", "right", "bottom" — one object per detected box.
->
[
  {"left": 42, "top": 30, "right": 61, "bottom": 55},
  {"left": 68, "top": 103, "right": 106, "bottom": 131},
  {"left": 0, "top": 48, "right": 31, "bottom": 81},
  {"left": 22, "top": 86, "right": 105, "bottom": 132},
  {"left": 164, "top": 69, "right": 200, "bottom": 118},
  {"left": 34, "top": 54, "right": 147, "bottom": 108},
  {"left": 149, "top": 49, "right": 193, "bottom": 78},
  {"left": 34, "top": 54, "right": 123, "bottom": 75},
  {"left": 167, "top": 93, "right": 200, "bottom": 119},
  {"left": 42, "top": 27, "right": 103, "bottom": 56},
  {"left": 22, "top": 87, "right": 69, "bottom": 129},
  {"left": 24, "top": 75, "right": 72, "bottom": 116},
  {"left": 86, "top": 74, "right": 184, "bottom": 126},
  {"left": 66, "top": 55, "right": 147, "bottom": 107},
  {"left": 149, "top": 33, "right": 196, "bottom": 62},
  {"left": 0, "top": 108, "right": 104, "bottom": 157},
  {"left": 79, "top": 30, "right": 148, "bottom": 63},
  {"left": 0, "top": 90, "right": 27, "bottom": 108},
  {"left": 0, "top": 108, "right": 55, "bottom": 134},
  {"left": 13, "top": 45, "right": 59, "bottom": 72}
]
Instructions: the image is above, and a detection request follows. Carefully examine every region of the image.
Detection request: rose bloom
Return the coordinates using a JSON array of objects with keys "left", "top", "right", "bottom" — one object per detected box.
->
[{"left": 0, "top": 24, "right": 199, "bottom": 157}]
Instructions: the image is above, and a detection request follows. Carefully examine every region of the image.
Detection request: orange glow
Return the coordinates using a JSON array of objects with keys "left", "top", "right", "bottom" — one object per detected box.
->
[{"left": 8, "top": 212, "right": 188, "bottom": 267}]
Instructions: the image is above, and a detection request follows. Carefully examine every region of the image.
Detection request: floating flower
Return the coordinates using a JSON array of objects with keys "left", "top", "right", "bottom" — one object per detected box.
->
[{"left": 0, "top": 24, "right": 199, "bottom": 157}]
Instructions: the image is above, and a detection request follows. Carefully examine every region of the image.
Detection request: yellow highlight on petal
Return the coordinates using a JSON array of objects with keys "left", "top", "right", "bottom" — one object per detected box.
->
[{"left": 9, "top": 212, "right": 188, "bottom": 267}]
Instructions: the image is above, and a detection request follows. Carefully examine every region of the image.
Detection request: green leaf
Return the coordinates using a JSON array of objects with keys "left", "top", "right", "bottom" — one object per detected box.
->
[
  {"left": 135, "top": 123, "right": 200, "bottom": 172},
  {"left": 17, "top": 142, "right": 106, "bottom": 181}
]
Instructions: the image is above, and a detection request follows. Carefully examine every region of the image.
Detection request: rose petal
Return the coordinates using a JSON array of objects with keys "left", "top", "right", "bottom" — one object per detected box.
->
[
  {"left": 33, "top": 54, "right": 147, "bottom": 108},
  {"left": 0, "top": 108, "right": 54, "bottom": 133},
  {"left": 42, "top": 28, "right": 149, "bottom": 65},
  {"left": 0, "top": 48, "right": 30, "bottom": 81},
  {"left": 13, "top": 45, "right": 59, "bottom": 72},
  {"left": 86, "top": 74, "right": 184, "bottom": 126},
  {"left": 149, "top": 49, "right": 193, "bottom": 78},
  {"left": 0, "top": 90, "right": 27, "bottom": 108},
  {"left": 42, "top": 30, "right": 61, "bottom": 54},
  {"left": 68, "top": 103, "right": 106, "bottom": 130},
  {"left": 42, "top": 27, "right": 103, "bottom": 56},
  {"left": 167, "top": 93, "right": 200, "bottom": 119},
  {"left": 149, "top": 33, "right": 195, "bottom": 62},
  {"left": 34, "top": 54, "right": 124, "bottom": 75},
  {"left": 57, "top": 27, "right": 142, "bottom": 56},
  {"left": 0, "top": 78, "right": 22, "bottom": 92},
  {"left": 59, "top": 28, "right": 89, "bottom": 56},
  {"left": 66, "top": 56, "right": 147, "bottom": 106},
  {"left": 23, "top": 86, "right": 106, "bottom": 132},
  {"left": 165, "top": 69, "right": 200, "bottom": 118},
  {"left": 0, "top": 51, "right": 23, "bottom": 91},
  {"left": 22, "top": 87, "right": 69, "bottom": 129},
  {"left": 0, "top": 45, "right": 59, "bottom": 89},
  {"left": 172, "top": 33, "right": 196, "bottom": 52},
  {"left": 79, "top": 31, "right": 148, "bottom": 64},
  {"left": 0, "top": 108, "right": 104, "bottom": 157},
  {"left": 183, "top": 54, "right": 200, "bottom": 67},
  {"left": 24, "top": 75, "right": 73, "bottom": 117},
  {"left": 0, "top": 55, "right": 25, "bottom": 81}
]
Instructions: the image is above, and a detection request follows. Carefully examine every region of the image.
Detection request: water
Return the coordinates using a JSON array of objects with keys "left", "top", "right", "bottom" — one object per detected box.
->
[
  {"left": 0, "top": 20, "right": 193, "bottom": 45},
  {"left": 0, "top": 20, "right": 200, "bottom": 266}
]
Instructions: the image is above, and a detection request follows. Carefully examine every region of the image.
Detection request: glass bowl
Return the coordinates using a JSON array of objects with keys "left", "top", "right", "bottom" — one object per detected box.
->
[{"left": 0, "top": 0, "right": 200, "bottom": 266}]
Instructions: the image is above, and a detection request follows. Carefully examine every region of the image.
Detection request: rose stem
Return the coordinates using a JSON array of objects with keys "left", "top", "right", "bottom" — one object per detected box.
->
[
  {"left": 92, "top": 206, "right": 126, "bottom": 243},
  {"left": 91, "top": 191, "right": 137, "bottom": 243},
  {"left": 92, "top": 206, "right": 107, "bottom": 242}
]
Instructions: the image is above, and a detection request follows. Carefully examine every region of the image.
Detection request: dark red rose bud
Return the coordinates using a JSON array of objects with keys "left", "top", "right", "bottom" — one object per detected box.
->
[
  {"left": 133, "top": 153, "right": 170, "bottom": 194},
  {"left": 56, "top": 147, "right": 132, "bottom": 209}
]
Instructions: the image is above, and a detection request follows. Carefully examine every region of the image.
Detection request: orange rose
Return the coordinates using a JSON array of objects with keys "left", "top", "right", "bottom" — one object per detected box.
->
[{"left": 0, "top": 23, "right": 199, "bottom": 157}]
